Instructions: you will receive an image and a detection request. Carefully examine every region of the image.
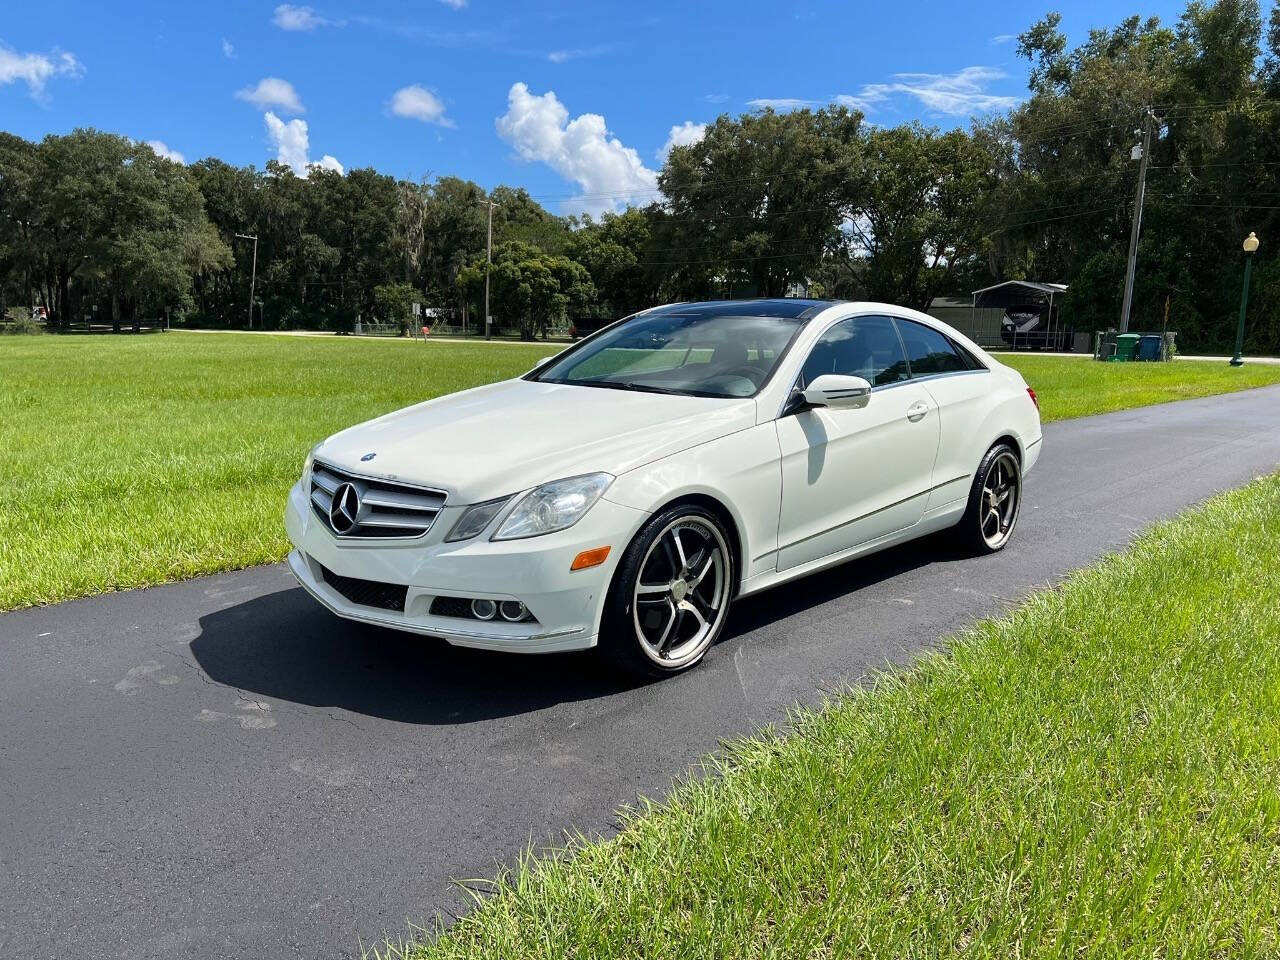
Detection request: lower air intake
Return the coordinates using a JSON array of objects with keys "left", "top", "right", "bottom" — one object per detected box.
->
[{"left": 320, "top": 565, "right": 408, "bottom": 612}]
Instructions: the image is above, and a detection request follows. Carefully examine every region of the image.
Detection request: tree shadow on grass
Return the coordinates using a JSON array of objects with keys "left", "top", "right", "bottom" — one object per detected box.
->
[{"left": 189, "top": 530, "right": 965, "bottom": 726}]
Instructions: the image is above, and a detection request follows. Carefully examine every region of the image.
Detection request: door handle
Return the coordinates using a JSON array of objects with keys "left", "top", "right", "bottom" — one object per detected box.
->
[{"left": 906, "top": 401, "right": 930, "bottom": 423}]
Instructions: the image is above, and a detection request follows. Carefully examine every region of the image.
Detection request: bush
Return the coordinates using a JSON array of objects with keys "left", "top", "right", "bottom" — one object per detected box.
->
[
  {"left": 2, "top": 308, "right": 44, "bottom": 335},
  {"left": 373, "top": 282, "right": 423, "bottom": 336}
]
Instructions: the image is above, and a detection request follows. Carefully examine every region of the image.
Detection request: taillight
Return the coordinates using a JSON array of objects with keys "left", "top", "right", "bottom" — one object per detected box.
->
[{"left": 1026, "top": 386, "right": 1039, "bottom": 411}]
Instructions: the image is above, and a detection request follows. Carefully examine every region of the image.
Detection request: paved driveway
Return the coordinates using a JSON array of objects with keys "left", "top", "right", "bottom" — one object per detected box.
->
[{"left": 3, "top": 386, "right": 1279, "bottom": 959}]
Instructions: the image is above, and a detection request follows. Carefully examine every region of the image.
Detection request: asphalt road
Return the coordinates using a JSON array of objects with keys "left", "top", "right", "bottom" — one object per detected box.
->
[{"left": 4, "top": 386, "right": 1280, "bottom": 959}]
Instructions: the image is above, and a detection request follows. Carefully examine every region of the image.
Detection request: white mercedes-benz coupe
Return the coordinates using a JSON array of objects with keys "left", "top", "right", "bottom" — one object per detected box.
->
[{"left": 285, "top": 299, "right": 1041, "bottom": 676}]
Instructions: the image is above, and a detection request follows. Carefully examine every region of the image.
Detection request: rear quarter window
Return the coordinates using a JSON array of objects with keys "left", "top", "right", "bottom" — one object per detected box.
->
[{"left": 894, "top": 318, "right": 970, "bottom": 376}]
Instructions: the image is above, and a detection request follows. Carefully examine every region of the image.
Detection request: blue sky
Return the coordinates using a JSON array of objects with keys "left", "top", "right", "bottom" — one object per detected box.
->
[{"left": 4, "top": 0, "right": 1185, "bottom": 214}]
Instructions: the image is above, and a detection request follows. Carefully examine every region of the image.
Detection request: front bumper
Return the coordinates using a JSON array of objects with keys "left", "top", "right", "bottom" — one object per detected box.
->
[{"left": 284, "top": 480, "right": 648, "bottom": 653}]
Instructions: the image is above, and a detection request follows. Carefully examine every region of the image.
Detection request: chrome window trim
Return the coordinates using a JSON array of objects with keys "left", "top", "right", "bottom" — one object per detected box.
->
[{"left": 871, "top": 368, "right": 990, "bottom": 393}]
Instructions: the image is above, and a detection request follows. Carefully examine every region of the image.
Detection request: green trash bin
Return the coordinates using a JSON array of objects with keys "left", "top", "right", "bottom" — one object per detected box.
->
[{"left": 1113, "top": 333, "right": 1140, "bottom": 362}]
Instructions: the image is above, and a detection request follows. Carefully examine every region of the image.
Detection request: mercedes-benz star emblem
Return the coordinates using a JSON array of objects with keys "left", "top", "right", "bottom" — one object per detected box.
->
[{"left": 329, "top": 482, "right": 360, "bottom": 535}]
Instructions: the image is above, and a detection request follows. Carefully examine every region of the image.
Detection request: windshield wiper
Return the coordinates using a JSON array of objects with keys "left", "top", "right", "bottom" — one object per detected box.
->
[{"left": 576, "top": 380, "right": 683, "bottom": 395}]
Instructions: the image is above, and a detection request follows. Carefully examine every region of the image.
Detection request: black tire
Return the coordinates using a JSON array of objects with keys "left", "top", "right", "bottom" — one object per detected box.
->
[
  {"left": 598, "top": 504, "right": 735, "bottom": 677},
  {"left": 957, "top": 442, "right": 1023, "bottom": 554}
]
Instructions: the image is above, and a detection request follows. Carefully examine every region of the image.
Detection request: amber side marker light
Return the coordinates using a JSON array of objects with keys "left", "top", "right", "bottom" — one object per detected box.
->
[{"left": 571, "top": 546, "right": 611, "bottom": 571}]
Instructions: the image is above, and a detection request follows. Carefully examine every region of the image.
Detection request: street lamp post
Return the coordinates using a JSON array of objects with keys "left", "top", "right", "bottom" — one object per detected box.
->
[
  {"left": 1230, "top": 232, "right": 1259, "bottom": 367},
  {"left": 477, "top": 199, "right": 498, "bottom": 341},
  {"left": 234, "top": 233, "right": 258, "bottom": 330}
]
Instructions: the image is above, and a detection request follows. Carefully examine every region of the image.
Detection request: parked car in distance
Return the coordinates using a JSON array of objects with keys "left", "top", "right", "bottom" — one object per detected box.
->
[
  {"left": 286, "top": 299, "right": 1043, "bottom": 676},
  {"left": 568, "top": 316, "right": 617, "bottom": 340}
]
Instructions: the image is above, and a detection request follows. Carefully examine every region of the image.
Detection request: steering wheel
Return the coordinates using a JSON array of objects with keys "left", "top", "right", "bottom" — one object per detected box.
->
[{"left": 718, "top": 363, "right": 768, "bottom": 384}]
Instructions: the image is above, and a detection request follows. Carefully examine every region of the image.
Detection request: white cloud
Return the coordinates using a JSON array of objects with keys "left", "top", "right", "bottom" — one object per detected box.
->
[
  {"left": 747, "top": 98, "right": 818, "bottom": 111},
  {"left": 834, "top": 90, "right": 890, "bottom": 113},
  {"left": 755, "top": 67, "right": 1020, "bottom": 121},
  {"left": 314, "top": 154, "right": 344, "bottom": 173},
  {"left": 389, "top": 84, "right": 454, "bottom": 127},
  {"left": 990, "top": 34, "right": 1017, "bottom": 45},
  {"left": 236, "top": 77, "right": 304, "bottom": 113},
  {"left": 263, "top": 111, "right": 341, "bottom": 176},
  {"left": 146, "top": 140, "right": 186, "bottom": 164},
  {"left": 703, "top": 93, "right": 729, "bottom": 104},
  {"left": 841, "top": 67, "right": 1019, "bottom": 117},
  {"left": 221, "top": 38, "right": 236, "bottom": 58},
  {"left": 265, "top": 112, "right": 308, "bottom": 173},
  {"left": 0, "top": 44, "right": 83, "bottom": 101},
  {"left": 547, "top": 45, "right": 612, "bottom": 64},
  {"left": 438, "top": 0, "right": 467, "bottom": 7},
  {"left": 496, "top": 82, "right": 657, "bottom": 216},
  {"left": 272, "top": 4, "right": 337, "bottom": 30},
  {"left": 656, "top": 120, "right": 705, "bottom": 163}
]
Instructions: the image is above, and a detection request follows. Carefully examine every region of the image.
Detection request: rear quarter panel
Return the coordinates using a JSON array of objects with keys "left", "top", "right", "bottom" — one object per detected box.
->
[{"left": 920, "top": 363, "right": 1042, "bottom": 512}]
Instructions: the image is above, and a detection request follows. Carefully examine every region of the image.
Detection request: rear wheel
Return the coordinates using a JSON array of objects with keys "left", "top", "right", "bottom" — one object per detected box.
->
[
  {"left": 957, "top": 443, "right": 1022, "bottom": 554},
  {"left": 599, "top": 505, "right": 734, "bottom": 677}
]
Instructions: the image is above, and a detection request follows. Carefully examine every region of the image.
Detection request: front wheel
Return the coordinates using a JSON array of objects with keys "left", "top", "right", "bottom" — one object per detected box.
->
[
  {"left": 599, "top": 505, "right": 734, "bottom": 677},
  {"left": 957, "top": 443, "right": 1023, "bottom": 554}
]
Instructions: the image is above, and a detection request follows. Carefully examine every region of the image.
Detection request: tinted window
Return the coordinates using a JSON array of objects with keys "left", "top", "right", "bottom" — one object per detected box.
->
[
  {"left": 952, "top": 339, "right": 986, "bottom": 370},
  {"left": 801, "top": 315, "right": 910, "bottom": 388},
  {"left": 895, "top": 318, "right": 968, "bottom": 375}
]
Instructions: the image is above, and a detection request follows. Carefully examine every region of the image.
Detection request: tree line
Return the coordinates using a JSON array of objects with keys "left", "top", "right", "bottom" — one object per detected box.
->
[{"left": 3, "top": 0, "right": 1280, "bottom": 352}]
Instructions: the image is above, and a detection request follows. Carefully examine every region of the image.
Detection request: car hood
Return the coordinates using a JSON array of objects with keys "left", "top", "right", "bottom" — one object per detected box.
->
[{"left": 315, "top": 378, "right": 757, "bottom": 504}]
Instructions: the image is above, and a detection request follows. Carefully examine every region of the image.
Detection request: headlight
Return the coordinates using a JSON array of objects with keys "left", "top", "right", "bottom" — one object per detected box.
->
[
  {"left": 445, "top": 496, "right": 512, "bottom": 542},
  {"left": 492, "top": 473, "right": 613, "bottom": 541}
]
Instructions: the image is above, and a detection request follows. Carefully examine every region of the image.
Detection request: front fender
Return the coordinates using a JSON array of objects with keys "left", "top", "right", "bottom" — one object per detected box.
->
[{"left": 603, "top": 422, "right": 782, "bottom": 581}]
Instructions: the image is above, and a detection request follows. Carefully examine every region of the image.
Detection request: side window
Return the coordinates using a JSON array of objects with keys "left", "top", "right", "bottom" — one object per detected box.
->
[
  {"left": 895, "top": 318, "right": 969, "bottom": 376},
  {"left": 801, "top": 315, "right": 911, "bottom": 388},
  {"left": 951, "top": 338, "right": 986, "bottom": 371}
]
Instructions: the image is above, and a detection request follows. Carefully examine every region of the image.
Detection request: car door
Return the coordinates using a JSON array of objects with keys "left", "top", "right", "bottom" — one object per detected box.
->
[
  {"left": 892, "top": 317, "right": 993, "bottom": 512},
  {"left": 775, "top": 315, "right": 941, "bottom": 571}
]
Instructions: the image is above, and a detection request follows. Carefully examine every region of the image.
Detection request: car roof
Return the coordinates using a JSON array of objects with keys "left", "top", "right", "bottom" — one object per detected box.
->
[{"left": 646, "top": 298, "right": 840, "bottom": 321}]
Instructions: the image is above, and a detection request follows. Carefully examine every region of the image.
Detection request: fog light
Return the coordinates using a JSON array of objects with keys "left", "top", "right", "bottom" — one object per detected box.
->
[
  {"left": 471, "top": 598, "right": 497, "bottom": 620},
  {"left": 499, "top": 600, "right": 528, "bottom": 622}
]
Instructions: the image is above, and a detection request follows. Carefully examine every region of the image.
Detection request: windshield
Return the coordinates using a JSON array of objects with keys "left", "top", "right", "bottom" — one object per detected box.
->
[{"left": 531, "top": 311, "right": 806, "bottom": 399}]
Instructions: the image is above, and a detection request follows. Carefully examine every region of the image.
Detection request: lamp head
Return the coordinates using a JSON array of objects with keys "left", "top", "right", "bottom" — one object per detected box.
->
[{"left": 1244, "top": 232, "right": 1260, "bottom": 254}]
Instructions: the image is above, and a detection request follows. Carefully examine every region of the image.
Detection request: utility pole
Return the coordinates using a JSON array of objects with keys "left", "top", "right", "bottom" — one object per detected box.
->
[
  {"left": 1119, "top": 107, "right": 1156, "bottom": 333},
  {"left": 477, "top": 200, "right": 498, "bottom": 340},
  {"left": 235, "top": 233, "right": 258, "bottom": 330}
]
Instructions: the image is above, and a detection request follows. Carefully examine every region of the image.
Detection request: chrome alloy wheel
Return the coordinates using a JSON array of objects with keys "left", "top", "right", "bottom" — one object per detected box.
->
[
  {"left": 980, "top": 450, "right": 1022, "bottom": 549},
  {"left": 631, "top": 516, "right": 730, "bottom": 668}
]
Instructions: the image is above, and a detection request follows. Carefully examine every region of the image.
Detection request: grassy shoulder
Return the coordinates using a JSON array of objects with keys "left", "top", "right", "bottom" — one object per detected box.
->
[
  {"left": 999, "top": 354, "right": 1280, "bottom": 423},
  {"left": 385, "top": 472, "right": 1280, "bottom": 959},
  {"left": 2, "top": 333, "right": 1279, "bottom": 610}
]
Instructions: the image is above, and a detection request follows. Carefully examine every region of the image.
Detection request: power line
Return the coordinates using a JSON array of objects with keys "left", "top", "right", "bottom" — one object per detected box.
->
[
  {"left": 1149, "top": 159, "right": 1280, "bottom": 171},
  {"left": 630, "top": 205, "right": 1124, "bottom": 269},
  {"left": 1156, "top": 200, "right": 1280, "bottom": 211}
]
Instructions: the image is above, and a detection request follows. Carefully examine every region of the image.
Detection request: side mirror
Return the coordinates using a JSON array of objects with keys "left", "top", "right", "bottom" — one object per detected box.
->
[
  {"left": 530, "top": 356, "right": 552, "bottom": 372},
  {"left": 801, "top": 374, "right": 872, "bottom": 410}
]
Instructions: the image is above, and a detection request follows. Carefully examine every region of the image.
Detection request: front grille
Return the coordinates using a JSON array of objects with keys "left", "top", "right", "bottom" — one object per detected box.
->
[
  {"left": 320, "top": 565, "right": 408, "bottom": 612},
  {"left": 310, "top": 460, "right": 447, "bottom": 539}
]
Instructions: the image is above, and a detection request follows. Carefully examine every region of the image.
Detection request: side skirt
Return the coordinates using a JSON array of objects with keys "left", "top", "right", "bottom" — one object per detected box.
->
[{"left": 737, "top": 499, "right": 967, "bottom": 599}]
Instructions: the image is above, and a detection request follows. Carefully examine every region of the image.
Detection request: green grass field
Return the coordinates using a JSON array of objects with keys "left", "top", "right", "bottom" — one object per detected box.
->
[
  {"left": 2, "top": 332, "right": 1278, "bottom": 610},
  {"left": 0, "top": 334, "right": 556, "bottom": 610},
  {"left": 383, "top": 473, "right": 1280, "bottom": 960},
  {"left": 996, "top": 353, "right": 1280, "bottom": 421}
]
